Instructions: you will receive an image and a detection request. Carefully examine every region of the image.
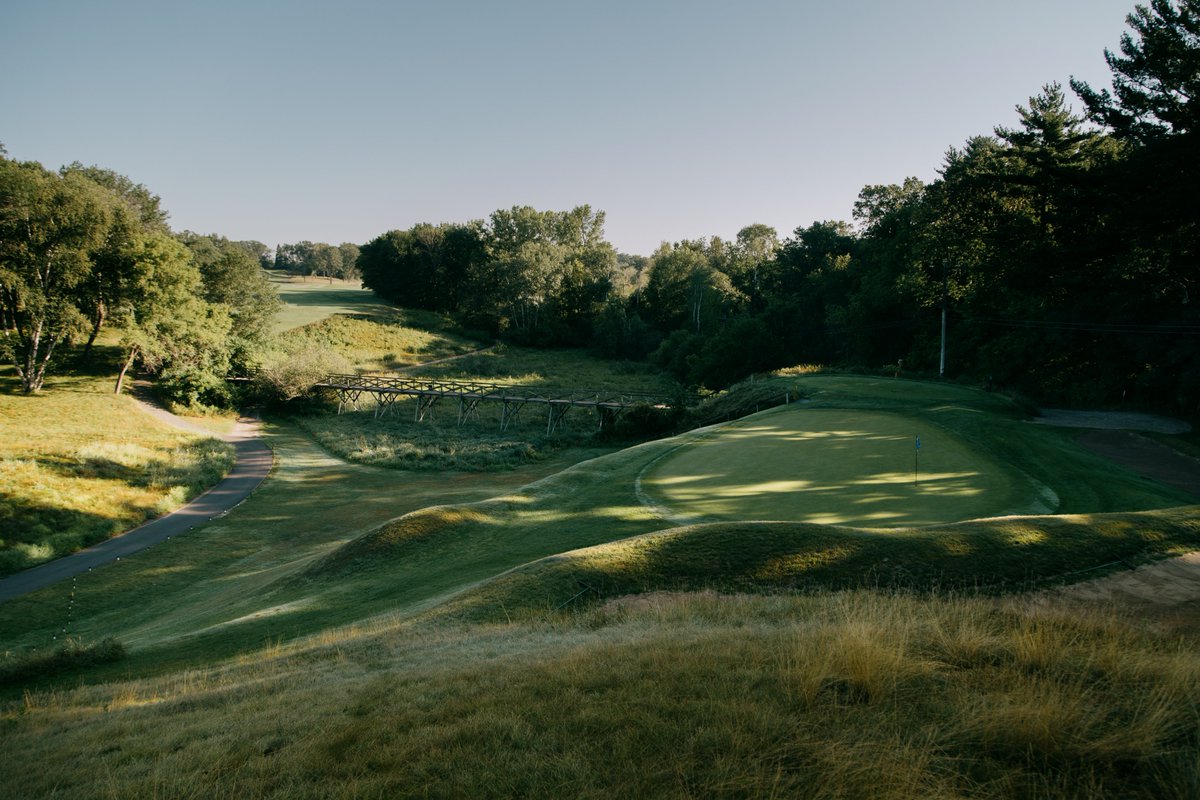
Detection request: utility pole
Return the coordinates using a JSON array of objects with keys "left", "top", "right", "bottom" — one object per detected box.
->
[{"left": 939, "top": 261, "right": 948, "bottom": 379}]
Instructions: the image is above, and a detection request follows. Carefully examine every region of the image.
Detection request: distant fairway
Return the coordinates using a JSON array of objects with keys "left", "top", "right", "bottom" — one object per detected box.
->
[
  {"left": 268, "top": 273, "right": 396, "bottom": 333},
  {"left": 642, "top": 406, "right": 1036, "bottom": 527}
]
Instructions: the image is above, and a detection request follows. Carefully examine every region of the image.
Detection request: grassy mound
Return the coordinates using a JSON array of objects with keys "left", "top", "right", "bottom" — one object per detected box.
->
[
  {"left": 271, "top": 311, "right": 479, "bottom": 374},
  {"left": 643, "top": 406, "right": 1032, "bottom": 526},
  {"left": 431, "top": 508, "right": 1200, "bottom": 623}
]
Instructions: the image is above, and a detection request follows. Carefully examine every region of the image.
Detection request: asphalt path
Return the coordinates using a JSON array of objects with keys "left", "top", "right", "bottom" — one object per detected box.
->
[{"left": 0, "top": 406, "right": 273, "bottom": 603}]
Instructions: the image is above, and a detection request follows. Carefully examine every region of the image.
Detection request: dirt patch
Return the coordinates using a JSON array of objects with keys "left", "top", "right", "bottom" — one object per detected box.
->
[
  {"left": 1076, "top": 429, "right": 1200, "bottom": 499},
  {"left": 1022, "top": 408, "right": 1200, "bottom": 629},
  {"left": 1024, "top": 553, "right": 1200, "bottom": 635}
]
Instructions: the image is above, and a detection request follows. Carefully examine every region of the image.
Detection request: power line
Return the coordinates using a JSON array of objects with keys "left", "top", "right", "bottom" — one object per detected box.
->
[{"left": 966, "top": 316, "right": 1200, "bottom": 335}]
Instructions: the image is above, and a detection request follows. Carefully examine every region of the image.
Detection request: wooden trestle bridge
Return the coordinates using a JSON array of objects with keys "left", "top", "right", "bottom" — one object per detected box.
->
[{"left": 313, "top": 374, "right": 693, "bottom": 433}]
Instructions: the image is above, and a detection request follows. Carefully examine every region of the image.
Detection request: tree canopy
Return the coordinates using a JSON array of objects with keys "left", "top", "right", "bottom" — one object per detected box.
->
[{"left": 2, "top": 0, "right": 1196, "bottom": 414}]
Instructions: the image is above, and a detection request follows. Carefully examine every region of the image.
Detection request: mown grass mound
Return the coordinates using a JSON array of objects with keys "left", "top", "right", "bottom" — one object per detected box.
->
[
  {"left": 293, "top": 436, "right": 677, "bottom": 583},
  {"left": 4, "top": 590, "right": 1198, "bottom": 799},
  {"left": 432, "top": 508, "right": 1200, "bottom": 622},
  {"left": 644, "top": 406, "right": 1033, "bottom": 527},
  {"left": 293, "top": 373, "right": 1196, "bottom": 617}
]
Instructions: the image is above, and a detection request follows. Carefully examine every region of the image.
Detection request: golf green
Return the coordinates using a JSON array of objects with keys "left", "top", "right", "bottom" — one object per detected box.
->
[{"left": 642, "top": 406, "right": 1034, "bottom": 527}]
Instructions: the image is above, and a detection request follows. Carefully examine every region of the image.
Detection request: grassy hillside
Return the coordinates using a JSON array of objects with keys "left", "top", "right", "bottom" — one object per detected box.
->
[
  {"left": 0, "top": 422, "right": 611, "bottom": 679},
  {"left": 431, "top": 509, "right": 1200, "bottom": 624},
  {"left": 0, "top": 363, "right": 234, "bottom": 576},
  {"left": 3, "top": 591, "right": 1198, "bottom": 799},
  {"left": 3, "top": 348, "right": 1198, "bottom": 798},
  {"left": 267, "top": 272, "right": 393, "bottom": 333},
  {"left": 6, "top": 373, "right": 1190, "bottom": 680}
]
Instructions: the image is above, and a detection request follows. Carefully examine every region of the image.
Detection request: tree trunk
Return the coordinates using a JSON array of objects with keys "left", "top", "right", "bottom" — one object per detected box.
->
[
  {"left": 21, "top": 319, "right": 45, "bottom": 393},
  {"left": 82, "top": 300, "right": 106, "bottom": 359},
  {"left": 114, "top": 346, "right": 137, "bottom": 395}
]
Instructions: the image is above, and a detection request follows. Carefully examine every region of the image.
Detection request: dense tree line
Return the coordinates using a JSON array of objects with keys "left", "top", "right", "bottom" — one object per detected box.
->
[
  {"left": 358, "top": 1, "right": 1199, "bottom": 413},
  {"left": 4, "top": 1, "right": 1195, "bottom": 414},
  {"left": 359, "top": 205, "right": 632, "bottom": 346},
  {"left": 0, "top": 151, "right": 279, "bottom": 405}
]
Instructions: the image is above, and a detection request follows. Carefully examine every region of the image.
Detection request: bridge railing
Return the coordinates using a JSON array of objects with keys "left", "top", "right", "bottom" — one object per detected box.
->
[{"left": 309, "top": 372, "right": 699, "bottom": 431}]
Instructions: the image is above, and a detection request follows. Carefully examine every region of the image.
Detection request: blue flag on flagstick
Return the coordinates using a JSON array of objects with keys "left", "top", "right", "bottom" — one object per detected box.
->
[{"left": 915, "top": 436, "right": 921, "bottom": 451}]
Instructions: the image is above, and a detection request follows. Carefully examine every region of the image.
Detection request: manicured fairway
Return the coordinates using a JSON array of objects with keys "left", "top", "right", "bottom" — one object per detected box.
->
[
  {"left": 268, "top": 273, "right": 395, "bottom": 333},
  {"left": 642, "top": 406, "right": 1037, "bottom": 527}
]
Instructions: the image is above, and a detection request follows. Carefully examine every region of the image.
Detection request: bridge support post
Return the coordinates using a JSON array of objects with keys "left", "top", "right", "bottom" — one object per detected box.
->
[
  {"left": 500, "top": 399, "right": 526, "bottom": 432},
  {"left": 546, "top": 402, "right": 571, "bottom": 435},
  {"left": 458, "top": 396, "right": 482, "bottom": 426},
  {"left": 416, "top": 395, "right": 438, "bottom": 422}
]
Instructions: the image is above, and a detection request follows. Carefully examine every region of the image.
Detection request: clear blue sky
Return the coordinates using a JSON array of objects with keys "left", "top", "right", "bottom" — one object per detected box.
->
[{"left": 2, "top": 0, "right": 1135, "bottom": 255}]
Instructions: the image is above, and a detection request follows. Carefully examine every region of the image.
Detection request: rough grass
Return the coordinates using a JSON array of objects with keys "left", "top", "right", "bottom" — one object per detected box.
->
[
  {"left": 0, "top": 368, "right": 235, "bottom": 576},
  {"left": 270, "top": 313, "right": 480, "bottom": 374},
  {"left": 408, "top": 343, "right": 679, "bottom": 392},
  {"left": 0, "top": 636, "right": 125, "bottom": 686},
  {"left": 294, "top": 403, "right": 618, "bottom": 472},
  {"left": 2, "top": 591, "right": 1198, "bottom": 799}
]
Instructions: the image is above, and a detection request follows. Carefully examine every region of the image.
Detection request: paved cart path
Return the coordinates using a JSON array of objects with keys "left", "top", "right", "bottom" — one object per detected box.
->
[{"left": 0, "top": 402, "right": 273, "bottom": 603}]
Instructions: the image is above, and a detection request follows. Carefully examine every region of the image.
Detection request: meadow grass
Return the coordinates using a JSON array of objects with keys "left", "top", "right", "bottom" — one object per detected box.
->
[
  {"left": 0, "top": 364, "right": 235, "bottom": 576},
  {"left": 292, "top": 343, "right": 681, "bottom": 470},
  {"left": 271, "top": 313, "right": 480, "bottom": 374},
  {"left": 262, "top": 270, "right": 483, "bottom": 376},
  {"left": 2, "top": 590, "right": 1197, "bottom": 799},
  {"left": 408, "top": 343, "right": 680, "bottom": 392}
]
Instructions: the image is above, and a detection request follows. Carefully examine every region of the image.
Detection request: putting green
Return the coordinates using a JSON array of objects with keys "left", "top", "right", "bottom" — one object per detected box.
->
[{"left": 642, "top": 407, "right": 1035, "bottom": 527}]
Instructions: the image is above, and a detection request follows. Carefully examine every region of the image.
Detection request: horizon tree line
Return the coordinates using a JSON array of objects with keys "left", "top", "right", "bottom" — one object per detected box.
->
[{"left": 2, "top": 0, "right": 1197, "bottom": 414}]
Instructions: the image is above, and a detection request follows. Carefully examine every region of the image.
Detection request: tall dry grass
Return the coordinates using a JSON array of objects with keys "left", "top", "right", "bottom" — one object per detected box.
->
[{"left": 3, "top": 590, "right": 1197, "bottom": 799}]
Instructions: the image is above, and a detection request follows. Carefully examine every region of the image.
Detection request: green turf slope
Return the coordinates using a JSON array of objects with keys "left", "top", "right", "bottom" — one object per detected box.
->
[
  {"left": 294, "top": 377, "right": 1197, "bottom": 627},
  {"left": 430, "top": 508, "right": 1200, "bottom": 623}
]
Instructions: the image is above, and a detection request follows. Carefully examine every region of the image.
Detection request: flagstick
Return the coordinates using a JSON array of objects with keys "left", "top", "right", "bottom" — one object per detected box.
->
[{"left": 914, "top": 435, "right": 920, "bottom": 486}]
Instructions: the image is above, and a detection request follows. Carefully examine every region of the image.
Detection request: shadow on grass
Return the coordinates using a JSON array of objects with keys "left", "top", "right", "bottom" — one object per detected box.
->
[
  {"left": 435, "top": 507, "right": 1200, "bottom": 622},
  {"left": 0, "top": 492, "right": 120, "bottom": 574}
]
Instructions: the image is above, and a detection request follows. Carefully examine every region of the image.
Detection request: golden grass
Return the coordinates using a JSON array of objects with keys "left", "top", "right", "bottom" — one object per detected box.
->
[
  {"left": 0, "top": 372, "right": 235, "bottom": 573},
  {"left": 272, "top": 314, "right": 478, "bottom": 374},
  {"left": 3, "top": 590, "right": 1197, "bottom": 799}
]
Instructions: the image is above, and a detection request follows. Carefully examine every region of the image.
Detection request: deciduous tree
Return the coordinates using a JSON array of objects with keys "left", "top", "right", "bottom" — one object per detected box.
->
[{"left": 0, "top": 158, "right": 114, "bottom": 392}]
